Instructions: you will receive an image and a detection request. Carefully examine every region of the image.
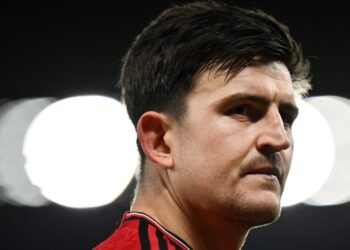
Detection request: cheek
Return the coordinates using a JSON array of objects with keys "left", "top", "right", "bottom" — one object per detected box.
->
[
  {"left": 183, "top": 117, "right": 255, "bottom": 167},
  {"left": 179, "top": 127, "right": 249, "bottom": 182},
  {"left": 281, "top": 148, "right": 294, "bottom": 181},
  {"left": 286, "top": 134, "right": 294, "bottom": 164},
  {"left": 286, "top": 149, "right": 294, "bottom": 168}
]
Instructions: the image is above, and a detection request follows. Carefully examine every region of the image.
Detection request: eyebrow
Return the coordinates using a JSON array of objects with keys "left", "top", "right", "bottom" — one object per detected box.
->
[{"left": 212, "top": 93, "right": 299, "bottom": 116}]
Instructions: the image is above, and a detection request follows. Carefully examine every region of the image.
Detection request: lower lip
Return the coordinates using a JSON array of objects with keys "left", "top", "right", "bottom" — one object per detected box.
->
[{"left": 249, "top": 173, "right": 279, "bottom": 182}]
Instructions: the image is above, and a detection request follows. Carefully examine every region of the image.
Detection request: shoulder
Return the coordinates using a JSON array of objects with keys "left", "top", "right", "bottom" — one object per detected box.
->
[{"left": 94, "top": 216, "right": 140, "bottom": 250}]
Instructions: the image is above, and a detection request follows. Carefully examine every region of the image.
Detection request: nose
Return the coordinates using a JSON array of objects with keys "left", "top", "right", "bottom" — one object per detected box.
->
[{"left": 256, "top": 107, "right": 291, "bottom": 153}]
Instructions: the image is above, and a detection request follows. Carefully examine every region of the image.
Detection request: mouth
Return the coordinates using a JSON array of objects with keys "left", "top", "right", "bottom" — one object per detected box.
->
[{"left": 247, "top": 167, "right": 282, "bottom": 185}]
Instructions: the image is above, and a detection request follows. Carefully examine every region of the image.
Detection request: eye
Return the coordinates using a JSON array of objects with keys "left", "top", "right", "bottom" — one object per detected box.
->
[
  {"left": 280, "top": 111, "right": 297, "bottom": 128},
  {"left": 226, "top": 105, "right": 250, "bottom": 116},
  {"left": 225, "top": 104, "right": 262, "bottom": 122}
]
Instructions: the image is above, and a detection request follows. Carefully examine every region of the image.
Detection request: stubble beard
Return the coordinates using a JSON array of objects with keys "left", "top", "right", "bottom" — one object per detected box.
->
[{"left": 224, "top": 195, "right": 282, "bottom": 230}]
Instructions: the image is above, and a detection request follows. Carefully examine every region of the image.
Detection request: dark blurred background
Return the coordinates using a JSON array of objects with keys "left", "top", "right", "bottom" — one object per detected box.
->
[{"left": 1, "top": 1, "right": 350, "bottom": 249}]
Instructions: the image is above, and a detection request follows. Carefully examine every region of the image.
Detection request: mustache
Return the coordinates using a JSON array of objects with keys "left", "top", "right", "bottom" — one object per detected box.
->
[
  {"left": 245, "top": 154, "right": 283, "bottom": 168},
  {"left": 241, "top": 154, "right": 285, "bottom": 183}
]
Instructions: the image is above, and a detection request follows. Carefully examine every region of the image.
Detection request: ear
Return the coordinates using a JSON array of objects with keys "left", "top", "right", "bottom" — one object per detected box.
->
[{"left": 136, "top": 111, "right": 174, "bottom": 169}]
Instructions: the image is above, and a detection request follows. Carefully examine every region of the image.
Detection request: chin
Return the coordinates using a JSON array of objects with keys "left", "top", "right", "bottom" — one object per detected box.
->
[
  {"left": 251, "top": 203, "right": 282, "bottom": 227},
  {"left": 228, "top": 195, "right": 282, "bottom": 227}
]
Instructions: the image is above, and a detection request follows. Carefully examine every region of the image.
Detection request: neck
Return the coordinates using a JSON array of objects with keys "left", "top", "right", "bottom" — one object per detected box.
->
[{"left": 132, "top": 165, "right": 250, "bottom": 250}]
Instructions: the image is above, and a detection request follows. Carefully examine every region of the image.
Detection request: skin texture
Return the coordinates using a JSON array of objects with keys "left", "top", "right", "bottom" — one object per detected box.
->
[{"left": 133, "top": 61, "right": 298, "bottom": 250}]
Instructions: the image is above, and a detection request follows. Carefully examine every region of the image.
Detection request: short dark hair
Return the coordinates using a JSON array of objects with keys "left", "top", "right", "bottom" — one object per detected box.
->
[{"left": 120, "top": 1, "right": 311, "bottom": 169}]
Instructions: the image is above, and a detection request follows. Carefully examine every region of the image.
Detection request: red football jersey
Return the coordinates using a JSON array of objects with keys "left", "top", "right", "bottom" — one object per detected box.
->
[{"left": 94, "top": 212, "right": 192, "bottom": 250}]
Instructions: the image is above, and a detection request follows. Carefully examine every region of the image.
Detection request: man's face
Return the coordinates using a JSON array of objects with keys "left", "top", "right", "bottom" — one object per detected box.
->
[{"left": 169, "top": 61, "right": 297, "bottom": 227}]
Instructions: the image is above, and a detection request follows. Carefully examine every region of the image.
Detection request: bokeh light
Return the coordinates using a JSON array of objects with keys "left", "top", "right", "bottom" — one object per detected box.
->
[
  {"left": 281, "top": 98, "right": 335, "bottom": 207},
  {"left": 305, "top": 96, "right": 350, "bottom": 206},
  {"left": 23, "top": 95, "right": 139, "bottom": 208},
  {"left": 0, "top": 98, "right": 54, "bottom": 206}
]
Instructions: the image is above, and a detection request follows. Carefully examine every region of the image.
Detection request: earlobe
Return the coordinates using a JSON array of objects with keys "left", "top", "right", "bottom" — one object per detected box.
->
[{"left": 137, "top": 111, "right": 174, "bottom": 169}]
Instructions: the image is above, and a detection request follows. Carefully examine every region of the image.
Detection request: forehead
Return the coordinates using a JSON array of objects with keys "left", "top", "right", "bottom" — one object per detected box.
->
[{"left": 189, "top": 62, "right": 295, "bottom": 105}]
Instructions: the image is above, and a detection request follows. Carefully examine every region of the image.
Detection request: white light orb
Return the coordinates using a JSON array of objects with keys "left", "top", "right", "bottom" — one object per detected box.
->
[
  {"left": 281, "top": 98, "right": 335, "bottom": 207},
  {"left": 23, "top": 95, "right": 139, "bottom": 208},
  {"left": 305, "top": 96, "right": 350, "bottom": 206},
  {"left": 0, "top": 98, "right": 53, "bottom": 206}
]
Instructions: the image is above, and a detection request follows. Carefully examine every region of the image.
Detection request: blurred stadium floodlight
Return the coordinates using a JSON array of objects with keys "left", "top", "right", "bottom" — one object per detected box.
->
[
  {"left": 23, "top": 95, "right": 139, "bottom": 208},
  {"left": 305, "top": 96, "right": 350, "bottom": 206},
  {"left": 282, "top": 98, "right": 335, "bottom": 207},
  {"left": 0, "top": 98, "right": 55, "bottom": 206}
]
